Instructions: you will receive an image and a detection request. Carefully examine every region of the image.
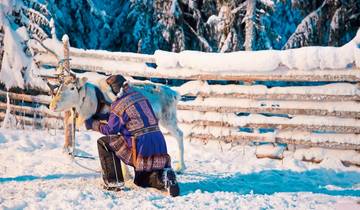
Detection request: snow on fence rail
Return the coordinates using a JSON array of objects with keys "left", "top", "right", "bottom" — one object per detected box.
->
[
  {"left": 0, "top": 89, "right": 51, "bottom": 104},
  {"left": 28, "top": 33, "right": 360, "bottom": 149},
  {"left": 0, "top": 89, "right": 63, "bottom": 129},
  {"left": 10, "top": 33, "right": 360, "bottom": 162},
  {"left": 31, "top": 31, "right": 360, "bottom": 82}
]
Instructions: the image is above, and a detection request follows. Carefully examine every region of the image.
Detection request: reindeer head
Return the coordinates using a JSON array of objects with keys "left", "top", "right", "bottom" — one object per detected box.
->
[{"left": 49, "top": 74, "right": 88, "bottom": 112}]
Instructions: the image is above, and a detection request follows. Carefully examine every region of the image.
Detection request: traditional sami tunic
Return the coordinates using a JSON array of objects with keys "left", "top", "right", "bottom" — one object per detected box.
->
[{"left": 98, "top": 87, "right": 171, "bottom": 172}]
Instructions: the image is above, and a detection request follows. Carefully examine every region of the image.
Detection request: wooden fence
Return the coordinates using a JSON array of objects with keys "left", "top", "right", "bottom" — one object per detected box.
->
[
  {"left": 2, "top": 35, "right": 360, "bottom": 164},
  {"left": 0, "top": 89, "right": 63, "bottom": 129}
]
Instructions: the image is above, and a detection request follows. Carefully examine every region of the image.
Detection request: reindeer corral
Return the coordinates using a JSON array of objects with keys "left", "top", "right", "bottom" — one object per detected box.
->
[{"left": 1, "top": 35, "right": 360, "bottom": 167}]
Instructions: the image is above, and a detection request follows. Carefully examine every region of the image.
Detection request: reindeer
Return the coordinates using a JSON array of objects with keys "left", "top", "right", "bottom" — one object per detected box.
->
[{"left": 48, "top": 70, "right": 186, "bottom": 174}]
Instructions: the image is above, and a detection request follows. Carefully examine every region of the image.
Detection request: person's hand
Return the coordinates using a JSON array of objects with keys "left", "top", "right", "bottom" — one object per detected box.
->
[
  {"left": 85, "top": 117, "right": 101, "bottom": 132},
  {"left": 84, "top": 117, "right": 94, "bottom": 130},
  {"left": 95, "top": 113, "right": 110, "bottom": 121}
]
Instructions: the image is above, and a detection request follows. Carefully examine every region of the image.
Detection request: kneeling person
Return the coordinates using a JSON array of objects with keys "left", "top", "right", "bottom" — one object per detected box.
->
[{"left": 85, "top": 75, "right": 179, "bottom": 197}]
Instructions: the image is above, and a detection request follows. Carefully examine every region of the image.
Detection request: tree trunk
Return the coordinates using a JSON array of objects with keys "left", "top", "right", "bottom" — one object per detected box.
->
[{"left": 244, "top": 0, "right": 257, "bottom": 51}]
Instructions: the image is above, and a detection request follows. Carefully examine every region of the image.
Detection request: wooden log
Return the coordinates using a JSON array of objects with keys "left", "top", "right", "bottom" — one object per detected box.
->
[
  {"left": 255, "top": 144, "right": 285, "bottom": 160},
  {"left": 62, "top": 35, "right": 74, "bottom": 150},
  {"left": 301, "top": 157, "right": 323, "bottom": 164},
  {"left": 69, "top": 64, "right": 360, "bottom": 82},
  {"left": 69, "top": 50, "right": 155, "bottom": 63},
  {"left": 256, "top": 153, "right": 284, "bottom": 160},
  {"left": 188, "top": 133, "right": 360, "bottom": 150},
  {"left": 0, "top": 90, "right": 51, "bottom": 104},
  {"left": 63, "top": 36, "right": 70, "bottom": 72},
  {"left": 0, "top": 102, "right": 63, "bottom": 119},
  {"left": 341, "top": 160, "right": 360, "bottom": 167},
  {"left": 63, "top": 110, "right": 72, "bottom": 149},
  {"left": 181, "top": 119, "right": 360, "bottom": 134},
  {"left": 177, "top": 109, "right": 360, "bottom": 133},
  {"left": 164, "top": 133, "right": 360, "bottom": 167},
  {"left": 176, "top": 104, "right": 360, "bottom": 118},
  {"left": 182, "top": 92, "right": 360, "bottom": 102},
  {"left": 36, "top": 56, "right": 360, "bottom": 82},
  {"left": 0, "top": 112, "right": 63, "bottom": 129}
]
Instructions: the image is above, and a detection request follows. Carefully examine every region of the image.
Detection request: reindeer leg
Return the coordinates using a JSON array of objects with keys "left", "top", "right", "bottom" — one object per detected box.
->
[
  {"left": 63, "top": 111, "right": 73, "bottom": 153},
  {"left": 174, "top": 127, "right": 185, "bottom": 173},
  {"left": 165, "top": 121, "right": 186, "bottom": 173},
  {"left": 76, "top": 116, "right": 85, "bottom": 127}
]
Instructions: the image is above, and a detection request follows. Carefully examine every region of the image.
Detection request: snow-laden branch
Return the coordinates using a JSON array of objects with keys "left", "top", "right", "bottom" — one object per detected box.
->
[{"left": 22, "top": 7, "right": 50, "bottom": 27}]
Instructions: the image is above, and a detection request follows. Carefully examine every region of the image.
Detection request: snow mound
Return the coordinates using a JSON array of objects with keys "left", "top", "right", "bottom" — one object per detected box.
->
[
  {"left": 155, "top": 28, "right": 360, "bottom": 72},
  {"left": 1, "top": 129, "right": 360, "bottom": 209}
]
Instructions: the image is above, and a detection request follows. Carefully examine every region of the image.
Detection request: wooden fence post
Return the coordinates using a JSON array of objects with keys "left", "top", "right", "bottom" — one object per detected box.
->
[{"left": 62, "top": 35, "right": 74, "bottom": 152}]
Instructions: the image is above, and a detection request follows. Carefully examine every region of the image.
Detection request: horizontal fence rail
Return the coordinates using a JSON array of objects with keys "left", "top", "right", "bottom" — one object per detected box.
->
[
  {"left": 0, "top": 89, "right": 63, "bottom": 130},
  {"left": 1, "top": 38, "right": 357, "bottom": 163}
]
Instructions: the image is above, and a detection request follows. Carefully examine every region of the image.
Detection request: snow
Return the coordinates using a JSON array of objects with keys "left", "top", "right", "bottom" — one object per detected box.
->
[
  {"left": 178, "top": 122, "right": 360, "bottom": 147},
  {"left": 0, "top": 21, "right": 29, "bottom": 89},
  {"left": 1, "top": 92, "right": 12, "bottom": 129},
  {"left": 177, "top": 110, "right": 360, "bottom": 128},
  {"left": 260, "top": 0, "right": 275, "bottom": 8},
  {"left": 355, "top": 29, "right": 360, "bottom": 68},
  {"left": 179, "top": 97, "right": 360, "bottom": 112},
  {"left": 0, "top": 5, "right": 49, "bottom": 90},
  {"left": 293, "top": 148, "right": 360, "bottom": 167},
  {"left": 29, "top": 28, "right": 360, "bottom": 82},
  {"left": 62, "top": 34, "right": 69, "bottom": 43},
  {"left": 255, "top": 144, "right": 285, "bottom": 158},
  {"left": 323, "top": 184, "right": 360, "bottom": 191},
  {"left": 277, "top": 131, "right": 360, "bottom": 146},
  {"left": 0, "top": 128, "right": 360, "bottom": 209},
  {"left": 154, "top": 29, "right": 360, "bottom": 72},
  {"left": 174, "top": 81, "right": 360, "bottom": 96},
  {"left": 206, "top": 15, "right": 222, "bottom": 25},
  {"left": 2, "top": 3, "right": 360, "bottom": 208}
]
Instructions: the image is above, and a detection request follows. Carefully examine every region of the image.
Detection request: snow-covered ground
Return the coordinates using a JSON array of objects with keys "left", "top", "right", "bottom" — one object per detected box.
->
[{"left": 0, "top": 128, "right": 360, "bottom": 209}]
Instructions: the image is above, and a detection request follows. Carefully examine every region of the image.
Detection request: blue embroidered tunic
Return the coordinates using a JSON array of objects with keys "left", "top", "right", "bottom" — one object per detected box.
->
[{"left": 98, "top": 87, "right": 170, "bottom": 171}]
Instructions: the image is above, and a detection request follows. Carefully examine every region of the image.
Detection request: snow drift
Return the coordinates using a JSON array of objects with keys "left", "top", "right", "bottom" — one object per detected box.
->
[{"left": 155, "top": 29, "right": 360, "bottom": 72}]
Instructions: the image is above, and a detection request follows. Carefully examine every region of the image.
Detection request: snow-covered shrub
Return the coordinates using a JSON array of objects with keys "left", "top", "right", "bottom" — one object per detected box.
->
[{"left": 0, "top": 0, "right": 53, "bottom": 90}]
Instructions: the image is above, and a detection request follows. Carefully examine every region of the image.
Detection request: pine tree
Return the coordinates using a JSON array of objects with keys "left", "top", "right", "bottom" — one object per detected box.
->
[
  {"left": 0, "top": 25, "right": 4, "bottom": 68},
  {"left": 283, "top": 0, "right": 359, "bottom": 49},
  {"left": 244, "top": 0, "right": 257, "bottom": 50},
  {"left": 0, "top": 0, "right": 51, "bottom": 89}
]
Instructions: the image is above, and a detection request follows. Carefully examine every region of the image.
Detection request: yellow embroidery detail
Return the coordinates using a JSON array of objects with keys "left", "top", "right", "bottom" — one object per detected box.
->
[
  {"left": 139, "top": 100, "right": 157, "bottom": 125},
  {"left": 125, "top": 104, "right": 144, "bottom": 131},
  {"left": 112, "top": 92, "right": 144, "bottom": 117}
]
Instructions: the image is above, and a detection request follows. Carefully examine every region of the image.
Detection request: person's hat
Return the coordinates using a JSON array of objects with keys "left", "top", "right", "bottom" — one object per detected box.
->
[{"left": 106, "top": 75, "right": 126, "bottom": 94}]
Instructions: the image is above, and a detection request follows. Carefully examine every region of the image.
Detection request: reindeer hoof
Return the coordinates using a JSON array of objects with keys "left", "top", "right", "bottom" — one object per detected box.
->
[
  {"left": 62, "top": 146, "right": 71, "bottom": 155},
  {"left": 174, "top": 163, "right": 186, "bottom": 174}
]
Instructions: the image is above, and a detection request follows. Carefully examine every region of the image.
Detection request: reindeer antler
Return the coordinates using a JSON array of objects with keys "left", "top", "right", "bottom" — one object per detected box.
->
[
  {"left": 56, "top": 58, "right": 77, "bottom": 82},
  {"left": 46, "top": 81, "right": 59, "bottom": 96}
]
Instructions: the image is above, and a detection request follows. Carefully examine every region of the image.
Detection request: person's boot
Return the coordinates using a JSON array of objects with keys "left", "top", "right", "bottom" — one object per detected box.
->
[
  {"left": 134, "top": 171, "right": 150, "bottom": 188},
  {"left": 102, "top": 179, "right": 125, "bottom": 192},
  {"left": 163, "top": 168, "right": 180, "bottom": 197},
  {"left": 97, "top": 137, "right": 124, "bottom": 191},
  {"left": 148, "top": 170, "right": 165, "bottom": 191}
]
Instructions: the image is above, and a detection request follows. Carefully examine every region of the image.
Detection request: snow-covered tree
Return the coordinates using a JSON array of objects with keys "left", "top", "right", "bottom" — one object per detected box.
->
[
  {"left": 283, "top": 0, "right": 360, "bottom": 49},
  {"left": 1, "top": 0, "right": 359, "bottom": 63},
  {"left": 0, "top": 0, "right": 51, "bottom": 90},
  {"left": 329, "top": 0, "right": 360, "bottom": 46},
  {"left": 244, "top": 0, "right": 257, "bottom": 51}
]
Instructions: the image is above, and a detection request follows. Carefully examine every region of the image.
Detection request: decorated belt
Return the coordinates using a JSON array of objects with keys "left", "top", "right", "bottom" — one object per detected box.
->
[{"left": 131, "top": 125, "right": 160, "bottom": 137}]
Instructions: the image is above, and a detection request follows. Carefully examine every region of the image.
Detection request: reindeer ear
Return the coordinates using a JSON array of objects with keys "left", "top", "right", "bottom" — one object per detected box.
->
[{"left": 78, "top": 77, "right": 88, "bottom": 87}]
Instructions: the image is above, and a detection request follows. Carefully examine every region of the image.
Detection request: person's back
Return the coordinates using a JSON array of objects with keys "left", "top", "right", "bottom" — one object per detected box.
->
[
  {"left": 86, "top": 75, "right": 179, "bottom": 196},
  {"left": 105, "top": 85, "right": 170, "bottom": 168}
]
